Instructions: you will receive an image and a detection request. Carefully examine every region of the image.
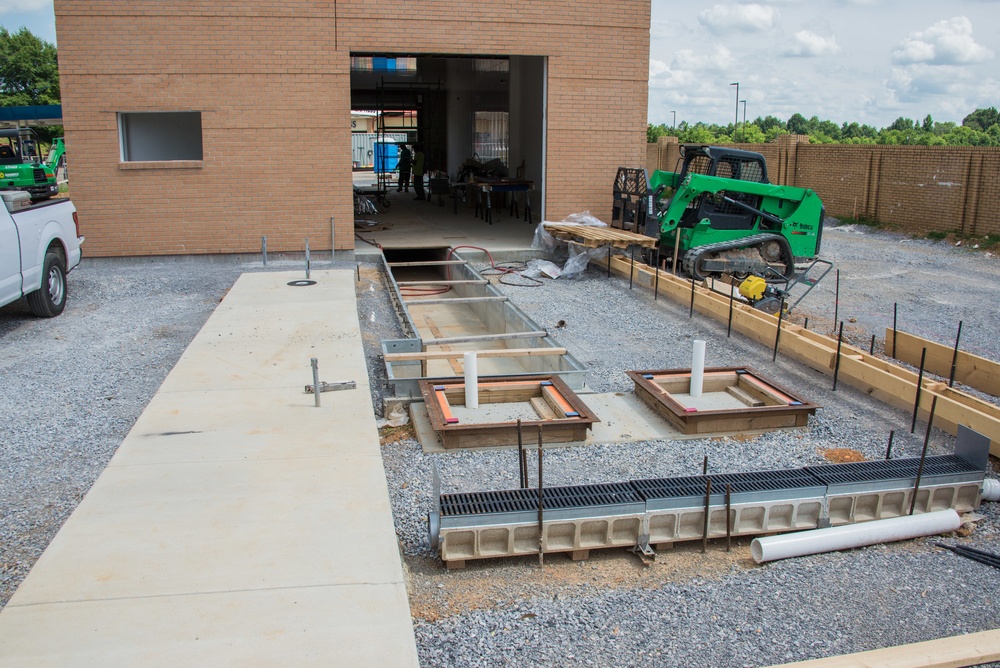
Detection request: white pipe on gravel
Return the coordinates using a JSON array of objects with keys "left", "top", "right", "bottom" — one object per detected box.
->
[
  {"left": 464, "top": 352, "right": 479, "bottom": 409},
  {"left": 690, "top": 340, "right": 706, "bottom": 398},
  {"left": 751, "top": 509, "right": 962, "bottom": 564},
  {"left": 982, "top": 478, "right": 1000, "bottom": 502}
]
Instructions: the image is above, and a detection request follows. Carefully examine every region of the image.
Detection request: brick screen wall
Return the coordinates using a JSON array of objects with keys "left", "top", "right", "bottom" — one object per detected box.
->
[
  {"left": 648, "top": 136, "right": 1000, "bottom": 236},
  {"left": 55, "top": 0, "right": 650, "bottom": 256}
]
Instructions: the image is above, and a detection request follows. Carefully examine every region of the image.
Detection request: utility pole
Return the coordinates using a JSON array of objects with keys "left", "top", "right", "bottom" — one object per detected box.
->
[
  {"left": 730, "top": 82, "right": 739, "bottom": 138},
  {"left": 671, "top": 110, "right": 676, "bottom": 128},
  {"left": 740, "top": 100, "right": 747, "bottom": 141}
]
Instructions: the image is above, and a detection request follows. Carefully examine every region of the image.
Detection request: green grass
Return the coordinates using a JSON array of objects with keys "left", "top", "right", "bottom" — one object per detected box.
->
[{"left": 926, "top": 230, "right": 948, "bottom": 240}]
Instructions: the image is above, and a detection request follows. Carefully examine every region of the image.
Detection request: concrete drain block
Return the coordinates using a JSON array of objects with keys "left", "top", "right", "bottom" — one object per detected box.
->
[
  {"left": 626, "top": 366, "right": 819, "bottom": 435},
  {"left": 418, "top": 374, "right": 599, "bottom": 449}
]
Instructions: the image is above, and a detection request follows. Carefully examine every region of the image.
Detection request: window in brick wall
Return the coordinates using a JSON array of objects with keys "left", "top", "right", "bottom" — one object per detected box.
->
[
  {"left": 119, "top": 111, "right": 203, "bottom": 162},
  {"left": 474, "top": 111, "right": 509, "bottom": 165}
]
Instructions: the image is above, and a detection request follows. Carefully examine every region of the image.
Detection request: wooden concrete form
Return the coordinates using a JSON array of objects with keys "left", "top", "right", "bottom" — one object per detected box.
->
[
  {"left": 384, "top": 347, "right": 568, "bottom": 363},
  {"left": 626, "top": 367, "right": 819, "bottom": 435},
  {"left": 886, "top": 327, "right": 1000, "bottom": 398},
  {"left": 602, "top": 255, "right": 1000, "bottom": 457},
  {"left": 418, "top": 374, "right": 598, "bottom": 449},
  {"left": 543, "top": 223, "right": 658, "bottom": 249},
  {"left": 767, "top": 628, "right": 1000, "bottom": 667}
]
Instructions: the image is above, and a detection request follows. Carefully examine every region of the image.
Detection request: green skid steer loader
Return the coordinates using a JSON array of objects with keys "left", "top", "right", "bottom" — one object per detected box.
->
[
  {"left": 648, "top": 145, "right": 825, "bottom": 281},
  {"left": 0, "top": 128, "right": 62, "bottom": 201}
]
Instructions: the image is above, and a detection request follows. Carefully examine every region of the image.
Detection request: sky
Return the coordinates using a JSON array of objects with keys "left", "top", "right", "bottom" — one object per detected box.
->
[{"left": 2, "top": 0, "right": 998, "bottom": 129}]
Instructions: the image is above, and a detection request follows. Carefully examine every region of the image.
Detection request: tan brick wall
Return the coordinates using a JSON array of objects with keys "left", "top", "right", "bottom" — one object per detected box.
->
[
  {"left": 54, "top": 0, "right": 650, "bottom": 256},
  {"left": 647, "top": 140, "right": 1000, "bottom": 236}
]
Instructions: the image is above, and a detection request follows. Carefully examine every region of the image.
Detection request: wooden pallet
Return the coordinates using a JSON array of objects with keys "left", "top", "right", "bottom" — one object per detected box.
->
[{"left": 543, "top": 223, "right": 657, "bottom": 250}]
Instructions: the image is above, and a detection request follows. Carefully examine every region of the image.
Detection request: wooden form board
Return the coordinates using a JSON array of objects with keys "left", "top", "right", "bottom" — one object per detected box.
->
[
  {"left": 417, "top": 375, "right": 599, "bottom": 449},
  {"left": 543, "top": 223, "right": 658, "bottom": 250},
  {"left": 626, "top": 367, "right": 819, "bottom": 435},
  {"left": 886, "top": 327, "right": 1000, "bottom": 398},
  {"left": 603, "top": 255, "right": 1000, "bottom": 456}
]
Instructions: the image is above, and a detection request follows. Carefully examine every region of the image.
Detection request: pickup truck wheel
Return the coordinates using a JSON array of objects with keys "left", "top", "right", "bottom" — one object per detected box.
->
[{"left": 26, "top": 251, "right": 67, "bottom": 317}]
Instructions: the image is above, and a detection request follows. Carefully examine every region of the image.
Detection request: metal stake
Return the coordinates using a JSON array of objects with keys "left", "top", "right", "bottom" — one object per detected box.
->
[
  {"left": 537, "top": 427, "right": 544, "bottom": 566},
  {"left": 262, "top": 235, "right": 268, "bottom": 266},
  {"left": 869, "top": 334, "right": 876, "bottom": 356},
  {"left": 310, "top": 358, "right": 320, "bottom": 407},
  {"left": 910, "top": 347, "right": 927, "bottom": 433},
  {"left": 654, "top": 249, "right": 660, "bottom": 301},
  {"left": 948, "top": 321, "right": 963, "bottom": 388},
  {"left": 832, "top": 269, "right": 840, "bottom": 335},
  {"left": 689, "top": 277, "right": 696, "bottom": 318},
  {"left": 832, "top": 321, "right": 844, "bottom": 391},
  {"left": 517, "top": 419, "right": 526, "bottom": 488},
  {"left": 702, "top": 454, "right": 708, "bottom": 475},
  {"left": 891, "top": 303, "right": 898, "bottom": 358},
  {"left": 607, "top": 247, "right": 612, "bottom": 278},
  {"left": 885, "top": 429, "right": 895, "bottom": 460},
  {"left": 305, "top": 238, "right": 311, "bottom": 279},
  {"left": 629, "top": 246, "right": 635, "bottom": 290},
  {"left": 772, "top": 296, "right": 785, "bottom": 362},
  {"left": 702, "top": 477, "right": 712, "bottom": 554},
  {"left": 725, "top": 483, "right": 732, "bottom": 552},
  {"left": 727, "top": 278, "right": 735, "bottom": 338},
  {"left": 909, "top": 396, "right": 938, "bottom": 515},
  {"left": 803, "top": 317, "right": 809, "bottom": 331},
  {"left": 356, "top": 263, "right": 360, "bottom": 281}
]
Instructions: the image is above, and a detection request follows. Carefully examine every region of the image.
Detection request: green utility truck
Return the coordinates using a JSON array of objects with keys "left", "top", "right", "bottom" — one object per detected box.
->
[
  {"left": 649, "top": 145, "right": 824, "bottom": 281},
  {"left": 0, "top": 129, "right": 63, "bottom": 201}
]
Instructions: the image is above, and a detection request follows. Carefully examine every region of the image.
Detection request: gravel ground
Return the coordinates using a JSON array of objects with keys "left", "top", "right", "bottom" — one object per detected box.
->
[{"left": 2, "top": 224, "right": 999, "bottom": 666}]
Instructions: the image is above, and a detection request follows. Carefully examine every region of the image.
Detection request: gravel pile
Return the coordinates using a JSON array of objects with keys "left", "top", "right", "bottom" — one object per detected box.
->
[{"left": 2, "top": 223, "right": 998, "bottom": 666}]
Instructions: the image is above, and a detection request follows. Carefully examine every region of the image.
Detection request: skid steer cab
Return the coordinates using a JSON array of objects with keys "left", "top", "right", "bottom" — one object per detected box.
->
[{"left": 649, "top": 144, "right": 825, "bottom": 282}]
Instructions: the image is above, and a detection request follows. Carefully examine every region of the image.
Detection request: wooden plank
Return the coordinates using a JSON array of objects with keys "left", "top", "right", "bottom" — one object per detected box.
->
[
  {"left": 530, "top": 396, "right": 557, "bottom": 420},
  {"left": 726, "top": 385, "right": 764, "bottom": 407},
  {"left": 384, "top": 347, "right": 568, "bottom": 362},
  {"left": 423, "top": 331, "right": 548, "bottom": 346},
  {"left": 886, "top": 327, "right": 1000, "bottom": 397}
]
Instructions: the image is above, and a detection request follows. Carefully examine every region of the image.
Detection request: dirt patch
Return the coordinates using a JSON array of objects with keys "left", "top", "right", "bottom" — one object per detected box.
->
[
  {"left": 404, "top": 541, "right": 757, "bottom": 622},
  {"left": 819, "top": 447, "right": 867, "bottom": 463},
  {"left": 381, "top": 423, "right": 417, "bottom": 446}
]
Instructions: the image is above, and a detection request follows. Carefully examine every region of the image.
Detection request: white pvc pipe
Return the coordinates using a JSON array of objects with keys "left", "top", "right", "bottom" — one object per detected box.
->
[
  {"left": 751, "top": 509, "right": 962, "bottom": 564},
  {"left": 983, "top": 478, "right": 1000, "bottom": 502},
  {"left": 464, "top": 352, "right": 479, "bottom": 409},
  {"left": 690, "top": 340, "right": 706, "bottom": 397}
]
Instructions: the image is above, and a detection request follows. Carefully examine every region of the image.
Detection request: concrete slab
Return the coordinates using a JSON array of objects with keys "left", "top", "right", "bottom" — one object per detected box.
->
[{"left": 0, "top": 270, "right": 419, "bottom": 667}]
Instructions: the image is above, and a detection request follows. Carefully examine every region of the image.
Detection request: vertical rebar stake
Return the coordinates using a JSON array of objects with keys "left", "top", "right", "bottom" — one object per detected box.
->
[
  {"left": 689, "top": 277, "right": 696, "bottom": 318},
  {"left": 537, "top": 427, "right": 544, "bottom": 567},
  {"left": 832, "top": 269, "right": 840, "bottom": 334},
  {"left": 310, "top": 358, "right": 320, "bottom": 407},
  {"left": 305, "top": 238, "right": 311, "bottom": 279},
  {"left": 702, "top": 454, "right": 709, "bottom": 475},
  {"left": 654, "top": 249, "right": 661, "bottom": 301},
  {"left": 356, "top": 263, "right": 360, "bottom": 282},
  {"left": 607, "top": 247, "right": 612, "bottom": 279},
  {"left": 909, "top": 396, "right": 938, "bottom": 516},
  {"left": 832, "top": 321, "right": 845, "bottom": 391},
  {"left": 772, "top": 296, "right": 786, "bottom": 362},
  {"left": 803, "top": 317, "right": 809, "bottom": 331},
  {"left": 725, "top": 483, "right": 732, "bottom": 552},
  {"left": 262, "top": 235, "right": 268, "bottom": 266},
  {"left": 869, "top": 334, "right": 876, "bottom": 356},
  {"left": 727, "top": 278, "right": 735, "bottom": 338},
  {"left": 948, "top": 321, "right": 963, "bottom": 388},
  {"left": 891, "top": 302, "right": 898, "bottom": 358},
  {"left": 629, "top": 246, "right": 635, "bottom": 290},
  {"left": 517, "top": 419, "right": 526, "bottom": 488},
  {"left": 910, "top": 347, "right": 928, "bottom": 433},
  {"left": 885, "top": 429, "right": 895, "bottom": 460},
  {"left": 702, "top": 477, "right": 712, "bottom": 554}
]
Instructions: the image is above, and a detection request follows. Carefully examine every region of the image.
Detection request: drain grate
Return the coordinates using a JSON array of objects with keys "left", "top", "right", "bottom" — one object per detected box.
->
[
  {"left": 805, "top": 455, "right": 979, "bottom": 486},
  {"left": 633, "top": 468, "right": 822, "bottom": 500},
  {"left": 441, "top": 482, "right": 641, "bottom": 517}
]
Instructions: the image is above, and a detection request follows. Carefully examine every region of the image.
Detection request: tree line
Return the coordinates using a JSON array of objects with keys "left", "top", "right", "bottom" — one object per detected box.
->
[{"left": 648, "top": 108, "right": 1000, "bottom": 147}]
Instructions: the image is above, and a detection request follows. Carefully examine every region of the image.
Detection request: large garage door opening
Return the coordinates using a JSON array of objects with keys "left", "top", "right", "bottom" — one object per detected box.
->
[{"left": 350, "top": 54, "right": 547, "bottom": 248}]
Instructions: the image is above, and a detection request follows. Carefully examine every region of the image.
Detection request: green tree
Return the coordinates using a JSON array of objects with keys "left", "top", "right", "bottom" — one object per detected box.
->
[
  {"left": 0, "top": 27, "right": 59, "bottom": 107},
  {"left": 786, "top": 113, "right": 808, "bottom": 135},
  {"left": 962, "top": 107, "right": 1000, "bottom": 132},
  {"left": 922, "top": 114, "right": 934, "bottom": 132}
]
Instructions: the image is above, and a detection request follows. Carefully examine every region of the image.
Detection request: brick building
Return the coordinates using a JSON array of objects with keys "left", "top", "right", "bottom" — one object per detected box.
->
[{"left": 54, "top": 1, "right": 651, "bottom": 257}]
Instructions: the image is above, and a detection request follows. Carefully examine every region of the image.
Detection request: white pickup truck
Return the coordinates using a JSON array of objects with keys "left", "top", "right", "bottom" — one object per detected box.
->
[{"left": 0, "top": 192, "right": 83, "bottom": 317}]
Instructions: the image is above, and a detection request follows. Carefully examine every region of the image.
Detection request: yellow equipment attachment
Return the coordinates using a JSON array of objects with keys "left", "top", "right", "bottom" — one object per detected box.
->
[{"left": 739, "top": 275, "right": 768, "bottom": 301}]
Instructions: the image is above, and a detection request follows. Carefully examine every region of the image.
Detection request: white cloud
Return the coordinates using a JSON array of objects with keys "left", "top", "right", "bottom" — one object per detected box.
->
[
  {"left": 698, "top": 4, "right": 780, "bottom": 35},
  {"left": 783, "top": 30, "right": 841, "bottom": 57},
  {"left": 0, "top": 0, "right": 51, "bottom": 14},
  {"left": 891, "top": 16, "right": 993, "bottom": 65}
]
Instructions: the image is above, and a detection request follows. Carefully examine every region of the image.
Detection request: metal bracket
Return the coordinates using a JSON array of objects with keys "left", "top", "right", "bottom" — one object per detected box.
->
[
  {"left": 305, "top": 380, "right": 357, "bottom": 394},
  {"left": 630, "top": 533, "right": 657, "bottom": 565}
]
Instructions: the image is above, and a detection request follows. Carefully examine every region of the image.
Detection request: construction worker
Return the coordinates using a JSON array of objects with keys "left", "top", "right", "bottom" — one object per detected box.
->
[
  {"left": 412, "top": 144, "right": 426, "bottom": 201},
  {"left": 396, "top": 144, "right": 412, "bottom": 192}
]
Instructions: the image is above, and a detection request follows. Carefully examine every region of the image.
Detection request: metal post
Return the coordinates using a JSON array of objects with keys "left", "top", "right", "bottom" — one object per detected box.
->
[
  {"left": 909, "top": 396, "right": 938, "bottom": 516},
  {"left": 629, "top": 246, "right": 635, "bottom": 289},
  {"left": 310, "top": 358, "right": 320, "bottom": 407},
  {"left": 517, "top": 419, "right": 526, "bottom": 488},
  {"left": 262, "top": 236, "right": 268, "bottom": 266},
  {"left": 803, "top": 317, "right": 809, "bottom": 331},
  {"left": 832, "top": 321, "right": 844, "bottom": 391},
  {"left": 356, "top": 264, "right": 360, "bottom": 282},
  {"left": 607, "top": 247, "right": 612, "bottom": 278},
  {"left": 725, "top": 484, "right": 732, "bottom": 552},
  {"left": 689, "top": 277, "right": 696, "bottom": 318},
  {"left": 702, "top": 454, "right": 708, "bottom": 475},
  {"left": 537, "top": 427, "right": 544, "bottom": 566},
  {"left": 869, "top": 334, "right": 876, "bottom": 355},
  {"left": 885, "top": 429, "right": 895, "bottom": 460},
  {"left": 727, "top": 278, "right": 735, "bottom": 338},
  {"left": 832, "top": 269, "right": 840, "bottom": 335},
  {"left": 948, "top": 321, "right": 963, "bottom": 388},
  {"left": 305, "top": 238, "right": 311, "bottom": 279},
  {"left": 891, "top": 303, "right": 898, "bottom": 358},
  {"left": 772, "top": 296, "right": 785, "bottom": 362},
  {"left": 702, "top": 477, "right": 712, "bottom": 554},
  {"left": 654, "top": 248, "right": 661, "bottom": 301},
  {"left": 910, "top": 347, "right": 927, "bottom": 433}
]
